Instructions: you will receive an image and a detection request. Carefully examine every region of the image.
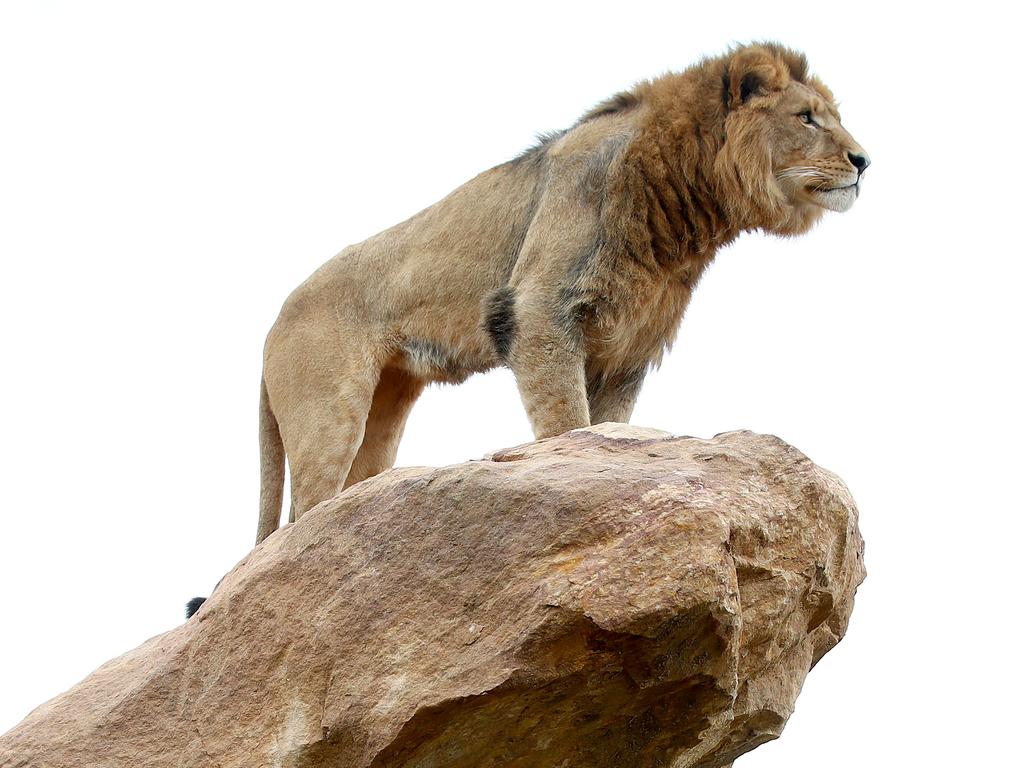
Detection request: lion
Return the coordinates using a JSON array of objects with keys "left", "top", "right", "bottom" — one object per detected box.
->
[{"left": 254, "top": 41, "right": 870, "bottom": 544}]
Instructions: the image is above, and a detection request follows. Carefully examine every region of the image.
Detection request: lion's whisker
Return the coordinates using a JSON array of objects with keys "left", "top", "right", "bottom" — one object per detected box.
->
[{"left": 776, "top": 168, "right": 824, "bottom": 180}]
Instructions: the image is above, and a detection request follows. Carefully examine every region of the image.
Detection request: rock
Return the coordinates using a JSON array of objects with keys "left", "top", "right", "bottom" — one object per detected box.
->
[{"left": 0, "top": 425, "right": 865, "bottom": 768}]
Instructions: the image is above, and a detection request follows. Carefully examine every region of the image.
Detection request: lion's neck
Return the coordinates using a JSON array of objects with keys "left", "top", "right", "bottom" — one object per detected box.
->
[{"left": 606, "top": 85, "right": 741, "bottom": 284}]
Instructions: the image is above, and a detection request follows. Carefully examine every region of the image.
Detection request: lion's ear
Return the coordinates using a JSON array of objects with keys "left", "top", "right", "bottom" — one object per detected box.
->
[{"left": 724, "top": 47, "right": 787, "bottom": 109}]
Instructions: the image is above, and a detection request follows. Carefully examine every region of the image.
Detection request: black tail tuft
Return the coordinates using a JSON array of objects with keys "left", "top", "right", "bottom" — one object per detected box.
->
[{"left": 184, "top": 597, "right": 207, "bottom": 620}]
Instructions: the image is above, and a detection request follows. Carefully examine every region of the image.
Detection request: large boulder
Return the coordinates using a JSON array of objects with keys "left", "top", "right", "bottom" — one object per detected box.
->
[{"left": 0, "top": 424, "right": 865, "bottom": 768}]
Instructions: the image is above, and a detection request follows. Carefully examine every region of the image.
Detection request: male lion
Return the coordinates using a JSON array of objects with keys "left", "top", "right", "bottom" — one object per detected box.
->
[{"left": 255, "top": 42, "right": 869, "bottom": 544}]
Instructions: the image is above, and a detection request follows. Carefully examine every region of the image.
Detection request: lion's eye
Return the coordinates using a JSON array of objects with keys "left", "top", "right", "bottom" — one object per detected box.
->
[{"left": 798, "top": 110, "right": 816, "bottom": 126}]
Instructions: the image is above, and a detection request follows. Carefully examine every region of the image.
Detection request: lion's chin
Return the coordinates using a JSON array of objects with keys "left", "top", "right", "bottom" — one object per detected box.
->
[{"left": 812, "top": 184, "right": 859, "bottom": 213}]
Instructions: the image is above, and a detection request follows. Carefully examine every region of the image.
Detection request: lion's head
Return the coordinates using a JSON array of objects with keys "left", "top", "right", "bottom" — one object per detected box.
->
[{"left": 714, "top": 43, "right": 870, "bottom": 235}]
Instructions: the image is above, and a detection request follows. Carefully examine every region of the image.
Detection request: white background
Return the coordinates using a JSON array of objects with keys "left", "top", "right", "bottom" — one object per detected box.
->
[{"left": 1, "top": 2, "right": 1020, "bottom": 764}]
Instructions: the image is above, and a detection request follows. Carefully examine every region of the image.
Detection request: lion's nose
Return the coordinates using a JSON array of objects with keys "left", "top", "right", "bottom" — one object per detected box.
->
[{"left": 848, "top": 151, "right": 871, "bottom": 173}]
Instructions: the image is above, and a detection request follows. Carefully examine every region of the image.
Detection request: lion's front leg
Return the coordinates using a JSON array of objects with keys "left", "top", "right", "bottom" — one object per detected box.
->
[
  {"left": 587, "top": 366, "right": 647, "bottom": 425},
  {"left": 503, "top": 290, "right": 590, "bottom": 439},
  {"left": 494, "top": 174, "right": 601, "bottom": 439}
]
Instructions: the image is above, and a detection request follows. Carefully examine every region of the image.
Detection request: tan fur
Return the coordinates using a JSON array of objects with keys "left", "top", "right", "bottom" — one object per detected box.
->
[{"left": 255, "top": 42, "right": 870, "bottom": 543}]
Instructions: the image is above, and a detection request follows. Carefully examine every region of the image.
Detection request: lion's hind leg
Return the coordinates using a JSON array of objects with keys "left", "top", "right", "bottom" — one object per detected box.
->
[
  {"left": 267, "top": 337, "right": 384, "bottom": 523},
  {"left": 344, "top": 366, "right": 425, "bottom": 488}
]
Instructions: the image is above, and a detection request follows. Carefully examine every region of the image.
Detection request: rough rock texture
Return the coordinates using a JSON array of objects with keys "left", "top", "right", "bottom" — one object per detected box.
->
[{"left": 0, "top": 425, "right": 865, "bottom": 768}]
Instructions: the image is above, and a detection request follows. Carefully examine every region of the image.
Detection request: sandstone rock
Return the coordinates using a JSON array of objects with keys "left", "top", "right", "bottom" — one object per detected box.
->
[{"left": 0, "top": 425, "right": 865, "bottom": 768}]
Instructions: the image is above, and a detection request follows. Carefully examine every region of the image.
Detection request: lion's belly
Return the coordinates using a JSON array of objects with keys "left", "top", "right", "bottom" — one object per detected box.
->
[
  {"left": 394, "top": 331, "right": 496, "bottom": 384},
  {"left": 383, "top": 271, "right": 501, "bottom": 383}
]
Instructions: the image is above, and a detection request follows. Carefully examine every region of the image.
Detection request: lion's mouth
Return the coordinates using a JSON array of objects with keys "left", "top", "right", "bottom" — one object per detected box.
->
[
  {"left": 811, "top": 182, "right": 860, "bottom": 213},
  {"left": 818, "top": 182, "right": 859, "bottom": 194}
]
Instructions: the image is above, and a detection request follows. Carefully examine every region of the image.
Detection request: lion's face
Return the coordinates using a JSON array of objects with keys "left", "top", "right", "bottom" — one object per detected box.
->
[
  {"left": 769, "top": 82, "right": 870, "bottom": 214},
  {"left": 716, "top": 45, "right": 870, "bottom": 234}
]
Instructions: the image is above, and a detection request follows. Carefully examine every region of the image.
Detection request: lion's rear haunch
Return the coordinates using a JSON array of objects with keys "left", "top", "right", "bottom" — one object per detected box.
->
[
  {"left": 251, "top": 42, "right": 869, "bottom": 545},
  {"left": 185, "top": 597, "right": 206, "bottom": 619}
]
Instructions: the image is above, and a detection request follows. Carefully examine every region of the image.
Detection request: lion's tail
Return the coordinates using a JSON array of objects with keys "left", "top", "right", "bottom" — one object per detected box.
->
[
  {"left": 255, "top": 375, "right": 285, "bottom": 545},
  {"left": 184, "top": 596, "right": 206, "bottom": 619}
]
